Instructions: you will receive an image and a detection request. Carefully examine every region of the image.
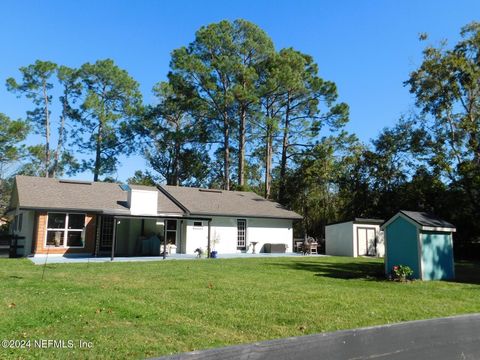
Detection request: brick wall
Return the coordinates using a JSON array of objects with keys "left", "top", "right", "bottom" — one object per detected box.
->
[{"left": 34, "top": 212, "right": 96, "bottom": 255}]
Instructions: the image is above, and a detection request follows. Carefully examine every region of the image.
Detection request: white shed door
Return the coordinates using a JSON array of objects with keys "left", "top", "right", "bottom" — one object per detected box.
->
[{"left": 357, "top": 227, "right": 376, "bottom": 256}]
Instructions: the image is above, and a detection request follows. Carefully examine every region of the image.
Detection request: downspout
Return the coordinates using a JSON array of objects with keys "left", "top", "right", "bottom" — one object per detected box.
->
[
  {"left": 163, "top": 221, "right": 167, "bottom": 260},
  {"left": 207, "top": 219, "right": 212, "bottom": 258},
  {"left": 111, "top": 217, "right": 117, "bottom": 261},
  {"left": 93, "top": 215, "right": 99, "bottom": 257}
]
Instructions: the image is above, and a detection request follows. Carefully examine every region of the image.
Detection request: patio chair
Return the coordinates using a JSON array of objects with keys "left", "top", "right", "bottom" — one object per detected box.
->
[
  {"left": 295, "top": 241, "right": 304, "bottom": 254},
  {"left": 308, "top": 242, "right": 318, "bottom": 255},
  {"left": 303, "top": 239, "right": 318, "bottom": 255}
]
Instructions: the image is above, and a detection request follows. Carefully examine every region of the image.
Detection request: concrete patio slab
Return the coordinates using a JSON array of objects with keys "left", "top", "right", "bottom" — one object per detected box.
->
[{"left": 28, "top": 252, "right": 323, "bottom": 265}]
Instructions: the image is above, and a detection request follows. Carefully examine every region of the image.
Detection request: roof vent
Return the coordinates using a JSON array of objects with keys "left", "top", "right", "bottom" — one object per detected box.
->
[
  {"left": 59, "top": 179, "right": 92, "bottom": 185},
  {"left": 199, "top": 188, "right": 222, "bottom": 193}
]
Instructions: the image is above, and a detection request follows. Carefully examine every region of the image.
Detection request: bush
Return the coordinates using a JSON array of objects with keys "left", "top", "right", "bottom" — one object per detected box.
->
[{"left": 391, "top": 265, "right": 414, "bottom": 281}]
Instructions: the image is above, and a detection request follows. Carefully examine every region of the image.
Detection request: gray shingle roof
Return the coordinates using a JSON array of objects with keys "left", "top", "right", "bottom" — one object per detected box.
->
[
  {"left": 160, "top": 185, "right": 302, "bottom": 220},
  {"left": 13, "top": 176, "right": 183, "bottom": 215},
  {"left": 12, "top": 176, "right": 302, "bottom": 220},
  {"left": 400, "top": 210, "right": 455, "bottom": 229}
]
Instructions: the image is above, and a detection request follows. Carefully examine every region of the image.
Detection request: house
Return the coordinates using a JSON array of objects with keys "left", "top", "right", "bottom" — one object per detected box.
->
[
  {"left": 8, "top": 175, "right": 302, "bottom": 258},
  {"left": 325, "top": 218, "right": 385, "bottom": 257},
  {"left": 382, "top": 210, "right": 456, "bottom": 280}
]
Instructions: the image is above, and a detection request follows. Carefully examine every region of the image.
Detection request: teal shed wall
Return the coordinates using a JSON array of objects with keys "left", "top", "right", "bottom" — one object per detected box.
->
[
  {"left": 385, "top": 217, "right": 420, "bottom": 278},
  {"left": 421, "top": 231, "right": 454, "bottom": 280}
]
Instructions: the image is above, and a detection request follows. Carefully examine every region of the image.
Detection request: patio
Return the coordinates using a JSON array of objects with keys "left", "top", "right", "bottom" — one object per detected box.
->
[{"left": 28, "top": 252, "right": 322, "bottom": 265}]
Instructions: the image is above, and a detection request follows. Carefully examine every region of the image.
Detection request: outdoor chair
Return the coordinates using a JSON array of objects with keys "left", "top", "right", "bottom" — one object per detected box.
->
[
  {"left": 295, "top": 241, "right": 304, "bottom": 253},
  {"left": 304, "top": 241, "right": 318, "bottom": 255}
]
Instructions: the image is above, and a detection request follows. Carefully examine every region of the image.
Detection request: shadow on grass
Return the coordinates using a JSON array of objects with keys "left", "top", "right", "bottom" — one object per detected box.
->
[
  {"left": 453, "top": 261, "right": 480, "bottom": 285},
  {"left": 271, "top": 259, "right": 386, "bottom": 281},
  {"left": 272, "top": 258, "right": 480, "bottom": 285}
]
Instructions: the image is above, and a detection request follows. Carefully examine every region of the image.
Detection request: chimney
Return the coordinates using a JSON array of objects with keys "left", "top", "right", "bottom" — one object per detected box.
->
[{"left": 127, "top": 188, "right": 158, "bottom": 216}]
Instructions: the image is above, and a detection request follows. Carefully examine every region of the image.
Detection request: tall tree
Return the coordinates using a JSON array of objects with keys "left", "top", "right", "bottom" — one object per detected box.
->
[
  {"left": 73, "top": 59, "right": 142, "bottom": 181},
  {"left": 170, "top": 21, "right": 236, "bottom": 189},
  {"left": 0, "top": 113, "right": 29, "bottom": 215},
  {"left": 231, "top": 19, "right": 274, "bottom": 188},
  {"left": 6, "top": 60, "right": 57, "bottom": 177},
  {"left": 6, "top": 61, "right": 80, "bottom": 177},
  {"left": 169, "top": 19, "right": 274, "bottom": 189},
  {"left": 140, "top": 81, "right": 210, "bottom": 186},
  {"left": 52, "top": 66, "right": 82, "bottom": 178},
  {"left": 281, "top": 132, "right": 359, "bottom": 240},
  {"left": 274, "top": 48, "right": 349, "bottom": 204},
  {"left": 256, "top": 52, "right": 285, "bottom": 198},
  {"left": 406, "top": 22, "right": 480, "bottom": 213}
]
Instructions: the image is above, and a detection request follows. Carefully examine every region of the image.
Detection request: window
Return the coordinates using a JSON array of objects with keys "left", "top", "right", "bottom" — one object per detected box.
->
[
  {"left": 237, "top": 219, "right": 246, "bottom": 250},
  {"left": 46, "top": 213, "right": 85, "bottom": 248},
  {"left": 18, "top": 214, "right": 23, "bottom": 232},
  {"left": 100, "top": 216, "right": 114, "bottom": 250},
  {"left": 165, "top": 220, "right": 177, "bottom": 245},
  {"left": 193, "top": 221, "right": 203, "bottom": 229}
]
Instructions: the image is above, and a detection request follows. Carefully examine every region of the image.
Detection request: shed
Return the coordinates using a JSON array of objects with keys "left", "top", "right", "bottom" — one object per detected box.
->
[
  {"left": 325, "top": 218, "right": 385, "bottom": 257},
  {"left": 382, "top": 211, "right": 456, "bottom": 280}
]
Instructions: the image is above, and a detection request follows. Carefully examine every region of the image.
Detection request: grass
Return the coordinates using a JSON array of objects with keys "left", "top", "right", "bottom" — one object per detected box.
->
[{"left": 1, "top": 256, "right": 480, "bottom": 359}]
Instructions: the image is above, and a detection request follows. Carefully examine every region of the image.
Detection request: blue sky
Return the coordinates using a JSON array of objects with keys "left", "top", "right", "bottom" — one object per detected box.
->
[{"left": 0, "top": 0, "right": 478, "bottom": 181}]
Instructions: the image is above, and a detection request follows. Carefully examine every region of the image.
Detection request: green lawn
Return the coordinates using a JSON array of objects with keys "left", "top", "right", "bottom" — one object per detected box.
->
[{"left": 1, "top": 257, "right": 480, "bottom": 359}]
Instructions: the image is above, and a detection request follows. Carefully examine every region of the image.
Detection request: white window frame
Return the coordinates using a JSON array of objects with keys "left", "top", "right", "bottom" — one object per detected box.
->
[{"left": 45, "top": 212, "right": 86, "bottom": 248}]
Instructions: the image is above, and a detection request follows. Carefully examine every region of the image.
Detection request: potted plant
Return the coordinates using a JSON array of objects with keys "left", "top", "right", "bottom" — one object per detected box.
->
[{"left": 210, "top": 234, "right": 220, "bottom": 258}]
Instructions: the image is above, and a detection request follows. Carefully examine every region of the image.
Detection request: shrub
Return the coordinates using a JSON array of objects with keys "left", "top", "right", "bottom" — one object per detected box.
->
[{"left": 391, "top": 265, "right": 414, "bottom": 281}]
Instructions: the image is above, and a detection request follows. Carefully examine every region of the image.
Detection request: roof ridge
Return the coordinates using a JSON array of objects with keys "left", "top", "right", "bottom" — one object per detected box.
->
[{"left": 158, "top": 185, "right": 191, "bottom": 214}]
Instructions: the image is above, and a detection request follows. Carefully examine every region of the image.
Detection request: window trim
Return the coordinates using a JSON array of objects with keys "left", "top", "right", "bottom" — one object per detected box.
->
[{"left": 44, "top": 212, "right": 86, "bottom": 249}]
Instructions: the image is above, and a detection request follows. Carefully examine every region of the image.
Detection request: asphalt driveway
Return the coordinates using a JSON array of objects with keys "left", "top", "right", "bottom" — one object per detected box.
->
[{"left": 156, "top": 314, "right": 480, "bottom": 360}]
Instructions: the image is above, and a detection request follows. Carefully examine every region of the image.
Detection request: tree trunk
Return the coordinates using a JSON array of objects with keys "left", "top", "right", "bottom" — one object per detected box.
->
[
  {"left": 93, "top": 121, "right": 102, "bottom": 182},
  {"left": 224, "top": 113, "right": 230, "bottom": 190},
  {"left": 238, "top": 105, "right": 246, "bottom": 188},
  {"left": 52, "top": 93, "right": 67, "bottom": 178},
  {"left": 264, "top": 125, "right": 273, "bottom": 199},
  {"left": 172, "top": 122, "right": 180, "bottom": 186},
  {"left": 278, "top": 95, "right": 291, "bottom": 204},
  {"left": 43, "top": 81, "right": 50, "bottom": 177}
]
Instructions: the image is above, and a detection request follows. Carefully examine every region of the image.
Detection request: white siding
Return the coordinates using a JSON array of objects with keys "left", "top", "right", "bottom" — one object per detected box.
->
[
  {"left": 247, "top": 218, "right": 293, "bottom": 253},
  {"left": 325, "top": 221, "right": 354, "bottom": 256},
  {"left": 326, "top": 222, "right": 384, "bottom": 257},
  {"left": 183, "top": 216, "right": 293, "bottom": 255},
  {"left": 184, "top": 219, "right": 210, "bottom": 254},
  {"left": 127, "top": 189, "right": 158, "bottom": 216}
]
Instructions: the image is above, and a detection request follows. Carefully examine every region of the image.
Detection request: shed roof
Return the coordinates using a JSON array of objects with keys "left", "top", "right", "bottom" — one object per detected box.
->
[
  {"left": 382, "top": 210, "right": 456, "bottom": 232},
  {"left": 160, "top": 185, "right": 302, "bottom": 220},
  {"left": 400, "top": 210, "right": 455, "bottom": 229}
]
